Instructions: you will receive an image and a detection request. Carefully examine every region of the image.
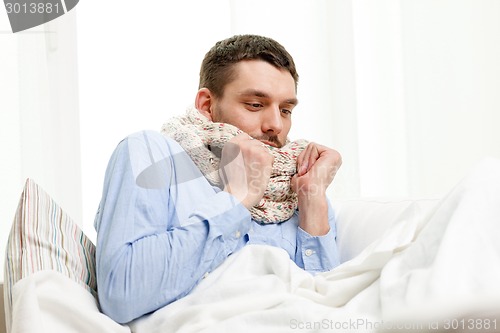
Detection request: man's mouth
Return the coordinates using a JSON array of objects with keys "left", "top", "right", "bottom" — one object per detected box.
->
[{"left": 260, "top": 140, "right": 278, "bottom": 148}]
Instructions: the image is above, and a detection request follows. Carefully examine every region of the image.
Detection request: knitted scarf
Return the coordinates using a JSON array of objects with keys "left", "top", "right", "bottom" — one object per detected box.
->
[{"left": 161, "top": 106, "right": 308, "bottom": 223}]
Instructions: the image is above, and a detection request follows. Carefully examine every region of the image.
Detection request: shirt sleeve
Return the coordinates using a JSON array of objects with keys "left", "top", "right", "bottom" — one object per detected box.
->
[
  {"left": 294, "top": 200, "right": 340, "bottom": 273},
  {"left": 94, "top": 131, "right": 251, "bottom": 323}
]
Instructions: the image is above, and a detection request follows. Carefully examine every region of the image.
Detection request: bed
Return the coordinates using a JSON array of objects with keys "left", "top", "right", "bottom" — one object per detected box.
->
[{"left": 3, "top": 158, "right": 500, "bottom": 332}]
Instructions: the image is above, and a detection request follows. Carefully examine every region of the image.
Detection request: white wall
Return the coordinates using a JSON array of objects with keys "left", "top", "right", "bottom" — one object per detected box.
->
[
  {"left": 332, "top": 0, "right": 500, "bottom": 199},
  {"left": 0, "top": 9, "right": 21, "bottom": 284},
  {"left": 400, "top": 0, "right": 500, "bottom": 196},
  {"left": 351, "top": 1, "right": 409, "bottom": 197},
  {"left": 0, "top": 11, "right": 81, "bottom": 282}
]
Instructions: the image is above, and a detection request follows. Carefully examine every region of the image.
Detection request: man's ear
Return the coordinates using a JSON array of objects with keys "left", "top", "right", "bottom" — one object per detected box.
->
[{"left": 195, "top": 88, "right": 215, "bottom": 121}]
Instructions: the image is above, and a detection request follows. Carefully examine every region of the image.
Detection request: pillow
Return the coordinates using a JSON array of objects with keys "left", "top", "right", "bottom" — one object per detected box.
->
[
  {"left": 3, "top": 178, "right": 97, "bottom": 330},
  {"left": 332, "top": 198, "right": 439, "bottom": 263}
]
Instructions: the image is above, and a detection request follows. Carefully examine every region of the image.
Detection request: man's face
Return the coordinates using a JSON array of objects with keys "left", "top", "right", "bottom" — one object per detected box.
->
[{"left": 210, "top": 60, "right": 298, "bottom": 148}]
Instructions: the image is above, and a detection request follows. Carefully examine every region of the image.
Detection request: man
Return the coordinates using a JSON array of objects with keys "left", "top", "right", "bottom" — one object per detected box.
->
[{"left": 94, "top": 34, "right": 342, "bottom": 324}]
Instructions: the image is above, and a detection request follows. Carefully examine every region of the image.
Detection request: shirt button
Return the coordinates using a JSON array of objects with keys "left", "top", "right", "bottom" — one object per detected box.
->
[
  {"left": 203, "top": 272, "right": 209, "bottom": 279},
  {"left": 305, "top": 249, "right": 314, "bottom": 257},
  {"left": 235, "top": 231, "right": 241, "bottom": 238}
]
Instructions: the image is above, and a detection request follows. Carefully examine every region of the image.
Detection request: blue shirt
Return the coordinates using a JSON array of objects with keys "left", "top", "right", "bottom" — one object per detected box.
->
[{"left": 94, "top": 130, "right": 340, "bottom": 324}]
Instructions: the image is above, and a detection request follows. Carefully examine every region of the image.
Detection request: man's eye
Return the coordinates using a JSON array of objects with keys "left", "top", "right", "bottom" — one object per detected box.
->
[
  {"left": 246, "top": 103, "right": 263, "bottom": 109},
  {"left": 281, "top": 109, "right": 292, "bottom": 115}
]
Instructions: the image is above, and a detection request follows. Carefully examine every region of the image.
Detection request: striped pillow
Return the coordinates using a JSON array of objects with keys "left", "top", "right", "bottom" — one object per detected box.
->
[{"left": 3, "top": 178, "right": 97, "bottom": 322}]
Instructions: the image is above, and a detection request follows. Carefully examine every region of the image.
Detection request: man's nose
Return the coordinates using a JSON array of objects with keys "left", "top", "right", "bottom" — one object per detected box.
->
[{"left": 261, "top": 106, "right": 283, "bottom": 135}]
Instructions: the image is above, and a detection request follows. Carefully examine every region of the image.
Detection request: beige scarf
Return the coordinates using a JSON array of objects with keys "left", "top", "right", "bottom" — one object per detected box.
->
[{"left": 161, "top": 106, "right": 308, "bottom": 223}]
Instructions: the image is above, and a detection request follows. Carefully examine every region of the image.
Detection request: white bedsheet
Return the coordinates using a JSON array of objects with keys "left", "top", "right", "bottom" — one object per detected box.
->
[
  {"left": 9, "top": 158, "right": 500, "bottom": 332},
  {"left": 9, "top": 271, "right": 129, "bottom": 333}
]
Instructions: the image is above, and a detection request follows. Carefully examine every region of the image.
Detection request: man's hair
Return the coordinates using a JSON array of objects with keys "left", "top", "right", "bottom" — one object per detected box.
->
[{"left": 199, "top": 34, "right": 299, "bottom": 98}]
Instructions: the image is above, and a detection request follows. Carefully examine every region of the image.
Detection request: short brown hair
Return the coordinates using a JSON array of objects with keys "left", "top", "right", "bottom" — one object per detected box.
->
[{"left": 199, "top": 35, "right": 299, "bottom": 98}]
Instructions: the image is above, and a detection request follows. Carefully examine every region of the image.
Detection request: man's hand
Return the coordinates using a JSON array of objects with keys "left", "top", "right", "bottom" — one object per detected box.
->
[
  {"left": 291, "top": 143, "right": 342, "bottom": 236},
  {"left": 219, "top": 133, "right": 274, "bottom": 210}
]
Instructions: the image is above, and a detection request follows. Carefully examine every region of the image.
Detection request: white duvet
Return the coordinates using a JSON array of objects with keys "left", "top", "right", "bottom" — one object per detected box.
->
[{"left": 9, "top": 158, "right": 500, "bottom": 332}]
